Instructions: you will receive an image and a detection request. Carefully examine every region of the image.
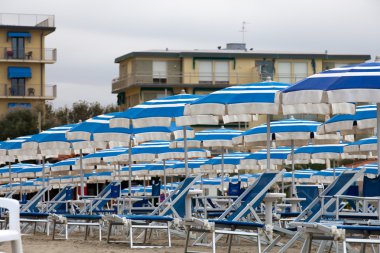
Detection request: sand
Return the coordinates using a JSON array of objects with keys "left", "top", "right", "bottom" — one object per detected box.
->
[{"left": 0, "top": 233, "right": 303, "bottom": 253}]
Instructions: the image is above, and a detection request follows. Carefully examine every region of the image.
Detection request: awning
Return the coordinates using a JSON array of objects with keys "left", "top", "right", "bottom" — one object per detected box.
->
[
  {"left": 8, "top": 103, "right": 32, "bottom": 109},
  {"left": 8, "top": 67, "right": 32, "bottom": 79},
  {"left": 7, "top": 32, "right": 31, "bottom": 38}
]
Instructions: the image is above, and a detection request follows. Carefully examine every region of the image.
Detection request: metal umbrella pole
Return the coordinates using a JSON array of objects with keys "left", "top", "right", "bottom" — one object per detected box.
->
[
  {"left": 290, "top": 140, "right": 295, "bottom": 196},
  {"left": 377, "top": 103, "right": 380, "bottom": 175},
  {"left": 220, "top": 147, "right": 225, "bottom": 194},
  {"left": 266, "top": 115, "right": 271, "bottom": 171},
  {"left": 79, "top": 149, "right": 84, "bottom": 198},
  {"left": 183, "top": 126, "right": 189, "bottom": 177},
  {"left": 128, "top": 135, "right": 133, "bottom": 214},
  {"left": 8, "top": 161, "right": 12, "bottom": 191}
]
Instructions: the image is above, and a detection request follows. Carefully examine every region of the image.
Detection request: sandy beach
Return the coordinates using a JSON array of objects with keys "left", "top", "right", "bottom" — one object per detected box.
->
[{"left": 0, "top": 233, "right": 302, "bottom": 253}]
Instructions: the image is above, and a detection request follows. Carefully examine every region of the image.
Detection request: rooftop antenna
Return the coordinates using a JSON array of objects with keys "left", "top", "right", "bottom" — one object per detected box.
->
[{"left": 239, "top": 21, "right": 249, "bottom": 43}]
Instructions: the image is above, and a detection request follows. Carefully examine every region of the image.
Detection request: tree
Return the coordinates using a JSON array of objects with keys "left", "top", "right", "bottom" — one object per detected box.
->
[{"left": 0, "top": 109, "right": 38, "bottom": 141}]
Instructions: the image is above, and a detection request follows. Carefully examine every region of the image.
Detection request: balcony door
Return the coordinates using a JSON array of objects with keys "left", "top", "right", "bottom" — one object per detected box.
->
[
  {"left": 11, "top": 37, "right": 25, "bottom": 59},
  {"left": 10, "top": 78, "right": 25, "bottom": 96}
]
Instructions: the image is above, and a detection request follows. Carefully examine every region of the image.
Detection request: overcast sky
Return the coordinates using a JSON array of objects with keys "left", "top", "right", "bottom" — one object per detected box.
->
[{"left": 3, "top": 0, "right": 380, "bottom": 108}]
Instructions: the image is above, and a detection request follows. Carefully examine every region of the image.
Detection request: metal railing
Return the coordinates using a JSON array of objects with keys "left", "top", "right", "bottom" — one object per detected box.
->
[
  {"left": 111, "top": 71, "right": 311, "bottom": 92},
  {"left": 1, "top": 47, "right": 57, "bottom": 62},
  {"left": 1, "top": 83, "right": 57, "bottom": 99},
  {"left": 0, "top": 13, "right": 55, "bottom": 27}
]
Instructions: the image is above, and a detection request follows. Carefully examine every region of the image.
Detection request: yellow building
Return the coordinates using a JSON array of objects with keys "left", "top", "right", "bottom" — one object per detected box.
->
[
  {"left": 0, "top": 13, "right": 57, "bottom": 117},
  {"left": 112, "top": 43, "right": 370, "bottom": 111}
]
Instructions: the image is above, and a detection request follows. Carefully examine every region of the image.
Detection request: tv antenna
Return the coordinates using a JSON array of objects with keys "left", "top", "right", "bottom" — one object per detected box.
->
[{"left": 239, "top": 21, "right": 249, "bottom": 43}]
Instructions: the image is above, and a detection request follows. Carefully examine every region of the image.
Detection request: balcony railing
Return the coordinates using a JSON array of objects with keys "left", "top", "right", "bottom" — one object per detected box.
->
[
  {"left": 1, "top": 47, "right": 57, "bottom": 62},
  {"left": 112, "top": 71, "right": 260, "bottom": 92},
  {"left": 111, "top": 71, "right": 312, "bottom": 92},
  {"left": 1, "top": 83, "right": 57, "bottom": 99},
  {"left": 0, "top": 13, "right": 55, "bottom": 27}
]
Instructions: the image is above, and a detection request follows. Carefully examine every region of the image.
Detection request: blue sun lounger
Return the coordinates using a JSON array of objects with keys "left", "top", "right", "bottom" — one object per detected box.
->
[
  {"left": 184, "top": 171, "right": 284, "bottom": 253},
  {"left": 104, "top": 175, "right": 201, "bottom": 248},
  {"left": 276, "top": 168, "right": 365, "bottom": 253}
]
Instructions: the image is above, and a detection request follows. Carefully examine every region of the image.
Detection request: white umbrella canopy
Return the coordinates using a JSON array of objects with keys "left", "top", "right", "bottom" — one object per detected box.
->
[{"left": 279, "top": 58, "right": 380, "bottom": 173}]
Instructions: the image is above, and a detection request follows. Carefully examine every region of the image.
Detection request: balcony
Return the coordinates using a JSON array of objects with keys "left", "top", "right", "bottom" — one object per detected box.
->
[
  {"left": 0, "top": 13, "right": 55, "bottom": 28},
  {"left": 112, "top": 71, "right": 260, "bottom": 93},
  {"left": 1, "top": 47, "right": 57, "bottom": 63},
  {"left": 0, "top": 83, "right": 57, "bottom": 100}
]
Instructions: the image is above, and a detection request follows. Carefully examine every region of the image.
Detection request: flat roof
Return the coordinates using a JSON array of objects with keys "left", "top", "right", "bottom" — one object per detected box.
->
[
  {"left": 0, "top": 25, "right": 56, "bottom": 35},
  {"left": 115, "top": 49, "right": 371, "bottom": 63}
]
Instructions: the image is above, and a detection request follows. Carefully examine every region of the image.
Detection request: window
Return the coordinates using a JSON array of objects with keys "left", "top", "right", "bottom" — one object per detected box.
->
[
  {"left": 152, "top": 61, "right": 167, "bottom": 83},
  {"left": 294, "top": 62, "right": 308, "bottom": 82},
  {"left": 277, "top": 61, "right": 308, "bottom": 83},
  {"left": 10, "top": 79, "right": 25, "bottom": 96},
  {"left": 214, "top": 61, "right": 229, "bottom": 83},
  {"left": 141, "top": 88, "right": 173, "bottom": 102},
  {"left": 278, "top": 62, "right": 291, "bottom": 83},
  {"left": 198, "top": 61, "right": 213, "bottom": 83},
  {"left": 11, "top": 37, "right": 25, "bottom": 59},
  {"left": 256, "top": 60, "right": 274, "bottom": 81}
]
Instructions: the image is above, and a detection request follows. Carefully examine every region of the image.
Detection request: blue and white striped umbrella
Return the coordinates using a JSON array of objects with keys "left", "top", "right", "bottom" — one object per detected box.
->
[
  {"left": 280, "top": 61, "right": 380, "bottom": 115},
  {"left": 318, "top": 105, "right": 376, "bottom": 134},
  {"left": 21, "top": 124, "right": 87, "bottom": 157},
  {"left": 354, "top": 163, "right": 379, "bottom": 175},
  {"left": 233, "top": 118, "right": 339, "bottom": 146},
  {"left": 50, "top": 157, "right": 79, "bottom": 172},
  {"left": 240, "top": 147, "right": 292, "bottom": 170},
  {"left": 280, "top": 59, "right": 380, "bottom": 173},
  {"left": 344, "top": 136, "right": 377, "bottom": 153},
  {"left": 200, "top": 152, "right": 251, "bottom": 174},
  {"left": 171, "top": 127, "right": 243, "bottom": 148},
  {"left": 110, "top": 93, "right": 203, "bottom": 128},
  {"left": 171, "top": 158, "right": 209, "bottom": 175},
  {"left": 178, "top": 81, "right": 290, "bottom": 125},
  {"left": 293, "top": 144, "right": 350, "bottom": 160},
  {"left": 66, "top": 113, "right": 130, "bottom": 149},
  {"left": 0, "top": 136, "right": 34, "bottom": 162}
]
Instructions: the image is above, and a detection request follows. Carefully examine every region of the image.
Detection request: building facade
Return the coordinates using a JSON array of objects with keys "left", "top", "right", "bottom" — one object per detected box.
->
[
  {"left": 0, "top": 13, "right": 57, "bottom": 117},
  {"left": 112, "top": 43, "right": 370, "bottom": 111}
]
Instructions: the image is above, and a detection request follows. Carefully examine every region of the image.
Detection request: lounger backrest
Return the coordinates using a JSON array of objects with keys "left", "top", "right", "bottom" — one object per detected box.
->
[
  {"left": 296, "top": 170, "right": 360, "bottom": 222},
  {"left": 86, "top": 181, "right": 120, "bottom": 213},
  {"left": 296, "top": 185, "right": 320, "bottom": 211},
  {"left": 225, "top": 172, "right": 279, "bottom": 221},
  {"left": 161, "top": 176, "right": 195, "bottom": 218},
  {"left": 227, "top": 181, "right": 241, "bottom": 196},
  {"left": 47, "top": 185, "right": 75, "bottom": 213},
  {"left": 363, "top": 175, "right": 380, "bottom": 197},
  {"left": 21, "top": 186, "right": 50, "bottom": 212}
]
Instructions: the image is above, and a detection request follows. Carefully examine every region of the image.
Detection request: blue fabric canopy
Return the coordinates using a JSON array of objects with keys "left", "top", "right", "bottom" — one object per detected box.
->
[
  {"left": 7, "top": 32, "right": 31, "bottom": 37},
  {"left": 8, "top": 67, "right": 32, "bottom": 78}
]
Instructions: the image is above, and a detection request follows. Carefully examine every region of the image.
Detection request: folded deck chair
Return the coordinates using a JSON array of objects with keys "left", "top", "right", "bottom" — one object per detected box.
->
[
  {"left": 185, "top": 170, "right": 284, "bottom": 253},
  {"left": 20, "top": 186, "right": 51, "bottom": 212},
  {"left": 45, "top": 185, "right": 75, "bottom": 213},
  {"left": 49, "top": 181, "right": 120, "bottom": 240},
  {"left": 275, "top": 168, "right": 365, "bottom": 253},
  {"left": 104, "top": 175, "right": 201, "bottom": 248}
]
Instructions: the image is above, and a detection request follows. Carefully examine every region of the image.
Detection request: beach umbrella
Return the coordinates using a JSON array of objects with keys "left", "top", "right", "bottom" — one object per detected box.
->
[
  {"left": 110, "top": 93, "right": 203, "bottom": 177},
  {"left": 240, "top": 147, "right": 292, "bottom": 170},
  {"left": 171, "top": 158, "right": 209, "bottom": 175},
  {"left": 233, "top": 118, "right": 339, "bottom": 195},
  {"left": 318, "top": 105, "right": 376, "bottom": 135},
  {"left": 292, "top": 144, "right": 354, "bottom": 178},
  {"left": 280, "top": 58, "right": 380, "bottom": 173},
  {"left": 200, "top": 152, "right": 251, "bottom": 185},
  {"left": 177, "top": 80, "right": 290, "bottom": 172},
  {"left": 344, "top": 136, "right": 377, "bottom": 153},
  {"left": 66, "top": 113, "right": 130, "bottom": 149},
  {"left": 171, "top": 127, "right": 242, "bottom": 190}
]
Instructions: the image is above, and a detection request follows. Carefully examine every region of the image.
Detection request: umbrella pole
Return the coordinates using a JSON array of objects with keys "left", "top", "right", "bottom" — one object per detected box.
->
[
  {"left": 42, "top": 155, "right": 46, "bottom": 201},
  {"left": 266, "top": 115, "right": 271, "bottom": 171},
  {"left": 377, "top": 103, "right": 380, "bottom": 175},
  {"left": 79, "top": 149, "right": 84, "bottom": 198},
  {"left": 8, "top": 161, "right": 12, "bottom": 192},
  {"left": 163, "top": 160, "right": 167, "bottom": 195},
  {"left": 128, "top": 136, "right": 133, "bottom": 214},
  {"left": 183, "top": 126, "right": 189, "bottom": 177},
  {"left": 291, "top": 140, "right": 295, "bottom": 196},
  {"left": 221, "top": 148, "right": 225, "bottom": 195}
]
